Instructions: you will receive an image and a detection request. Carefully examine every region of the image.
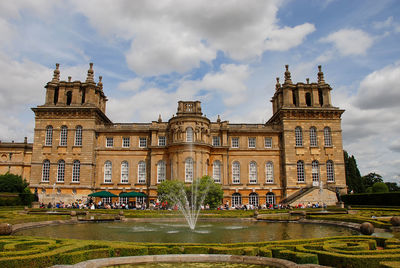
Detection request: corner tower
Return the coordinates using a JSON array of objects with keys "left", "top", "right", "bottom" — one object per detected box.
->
[
  {"left": 268, "top": 65, "right": 346, "bottom": 205},
  {"left": 30, "top": 63, "right": 111, "bottom": 203}
]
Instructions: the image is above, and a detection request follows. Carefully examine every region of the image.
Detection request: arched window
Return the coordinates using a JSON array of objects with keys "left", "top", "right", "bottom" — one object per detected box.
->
[
  {"left": 57, "top": 160, "right": 65, "bottom": 182},
  {"left": 213, "top": 160, "right": 221, "bottom": 183},
  {"left": 157, "top": 160, "right": 166, "bottom": 183},
  {"left": 265, "top": 162, "right": 274, "bottom": 183},
  {"left": 138, "top": 161, "right": 146, "bottom": 184},
  {"left": 232, "top": 161, "right": 240, "bottom": 184},
  {"left": 72, "top": 160, "right": 80, "bottom": 182},
  {"left": 185, "top": 158, "right": 194, "bottom": 182},
  {"left": 297, "top": 161, "right": 305, "bottom": 182},
  {"left": 232, "top": 193, "right": 242, "bottom": 207},
  {"left": 186, "top": 127, "right": 193, "bottom": 142},
  {"left": 121, "top": 161, "right": 129, "bottom": 183},
  {"left": 310, "top": 127, "right": 318, "bottom": 147},
  {"left": 249, "top": 161, "right": 257, "bottom": 184},
  {"left": 324, "top": 127, "right": 332, "bottom": 147},
  {"left": 295, "top": 127, "right": 303, "bottom": 147},
  {"left": 249, "top": 192, "right": 259, "bottom": 207},
  {"left": 266, "top": 192, "right": 275, "bottom": 205},
  {"left": 74, "top": 126, "right": 82, "bottom": 146},
  {"left": 104, "top": 161, "right": 112, "bottom": 183},
  {"left": 60, "top": 126, "right": 68, "bottom": 146},
  {"left": 312, "top": 160, "right": 320, "bottom": 183},
  {"left": 42, "top": 160, "right": 50, "bottom": 182},
  {"left": 327, "top": 160, "right": 335, "bottom": 182},
  {"left": 66, "top": 91, "right": 72, "bottom": 105},
  {"left": 305, "top": 92, "right": 312, "bottom": 106},
  {"left": 45, "top": 126, "right": 53, "bottom": 146}
]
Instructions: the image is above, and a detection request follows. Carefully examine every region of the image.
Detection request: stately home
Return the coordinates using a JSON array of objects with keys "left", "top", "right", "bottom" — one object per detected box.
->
[{"left": 0, "top": 63, "right": 346, "bottom": 206}]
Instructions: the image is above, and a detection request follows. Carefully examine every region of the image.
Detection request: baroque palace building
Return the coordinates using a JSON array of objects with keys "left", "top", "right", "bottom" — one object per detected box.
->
[{"left": 0, "top": 63, "right": 346, "bottom": 206}]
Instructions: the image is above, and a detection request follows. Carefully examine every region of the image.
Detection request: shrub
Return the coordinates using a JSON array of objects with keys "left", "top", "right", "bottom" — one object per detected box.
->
[
  {"left": 342, "top": 192, "right": 400, "bottom": 206},
  {"left": 372, "top": 182, "right": 389, "bottom": 193}
]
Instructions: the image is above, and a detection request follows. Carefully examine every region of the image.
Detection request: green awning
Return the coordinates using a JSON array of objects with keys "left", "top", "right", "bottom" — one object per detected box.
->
[
  {"left": 88, "top": 191, "right": 118, "bottom": 197},
  {"left": 119, "top": 191, "right": 147, "bottom": 197}
]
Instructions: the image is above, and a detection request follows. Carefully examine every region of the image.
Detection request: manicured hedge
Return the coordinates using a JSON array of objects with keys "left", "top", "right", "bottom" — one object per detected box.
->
[
  {"left": 2, "top": 235, "right": 400, "bottom": 268},
  {"left": 342, "top": 192, "right": 400, "bottom": 206}
]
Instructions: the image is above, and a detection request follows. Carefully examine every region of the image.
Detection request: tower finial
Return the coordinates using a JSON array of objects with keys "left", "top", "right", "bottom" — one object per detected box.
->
[
  {"left": 86, "top": 62, "right": 95, "bottom": 83},
  {"left": 158, "top": 114, "right": 162, "bottom": 123},
  {"left": 51, "top": 63, "right": 60, "bottom": 83},
  {"left": 284, "top": 64, "right": 292, "bottom": 84},
  {"left": 306, "top": 78, "right": 309, "bottom": 84},
  {"left": 217, "top": 115, "right": 221, "bottom": 123},
  {"left": 275, "top": 77, "right": 281, "bottom": 90},
  {"left": 97, "top": 76, "right": 103, "bottom": 89},
  {"left": 68, "top": 76, "right": 72, "bottom": 82},
  {"left": 318, "top": 65, "right": 325, "bottom": 84}
]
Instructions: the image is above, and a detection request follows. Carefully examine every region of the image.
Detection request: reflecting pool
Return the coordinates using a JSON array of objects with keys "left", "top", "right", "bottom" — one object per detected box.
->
[{"left": 16, "top": 220, "right": 360, "bottom": 243}]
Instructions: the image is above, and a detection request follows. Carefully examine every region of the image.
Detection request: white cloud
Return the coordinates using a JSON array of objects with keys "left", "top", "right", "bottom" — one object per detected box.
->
[
  {"left": 355, "top": 62, "right": 400, "bottom": 109},
  {"left": 320, "top": 28, "right": 374, "bottom": 56},
  {"left": 69, "top": 0, "right": 315, "bottom": 76},
  {"left": 118, "top": 78, "right": 144, "bottom": 92}
]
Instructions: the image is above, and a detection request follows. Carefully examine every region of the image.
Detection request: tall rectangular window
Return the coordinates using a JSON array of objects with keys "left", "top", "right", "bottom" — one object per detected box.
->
[
  {"left": 312, "top": 161, "right": 320, "bottom": 183},
  {"left": 72, "top": 160, "right": 80, "bottom": 182},
  {"left": 327, "top": 161, "right": 335, "bottom": 182},
  {"left": 324, "top": 127, "right": 332, "bottom": 147},
  {"left": 74, "top": 126, "right": 82, "bottom": 146},
  {"left": 42, "top": 160, "right": 50, "bottom": 182},
  {"left": 213, "top": 161, "right": 221, "bottom": 183},
  {"left": 158, "top": 136, "right": 166, "bottom": 146},
  {"left": 139, "top": 137, "right": 147, "bottom": 148},
  {"left": 106, "top": 137, "right": 113, "bottom": 148},
  {"left": 297, "top": 161, "right": 305, "bottom": 183},
  {"left": 122, "top": 137, "right": 130, "bottom": 148},
  {"left": 232, "top": 162, "right": 240, "bottom": 184},
  {"left": 295, "top": 127, "right": 303, "bottom": 147},
  {"left": 121, "top": 161, "right": 129, "bottom": 183},
  {"left": 157, "top": 161, "right": 166, "bottom": 183},
  {"left": 212, "top": 136, "right": 221, "bottom": 146},
  {"left": 249, "top": 162, "right": 257, "bottom": 183},
  {"left": 264, "top": 137, "right": 272, "bottom": 148},
  {"left": 45, "top": 126, "right": 53, "bottom": 146},
  {"left": 57, "top": 160, "right": 65, "bottom": 182},
  {"left": 104, "top": 161, "right": 112, "bottom": 183},
  {"left": 138, "top": 161, "right": 146, "bottom": 183},
  {"left": 248, "top": 137, "right": 256, "bottom": 148},
  {"left": 60, "top": 126, "right": 68, "bottom": 146},
  {"left": 231, "top": 137, "right": 239, "bottom": 148}
]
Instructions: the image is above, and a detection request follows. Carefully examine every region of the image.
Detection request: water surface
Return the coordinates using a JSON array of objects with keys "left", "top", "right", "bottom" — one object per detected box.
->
[{"left": 16, "top": 220, "right": 359, "bottom": 243}]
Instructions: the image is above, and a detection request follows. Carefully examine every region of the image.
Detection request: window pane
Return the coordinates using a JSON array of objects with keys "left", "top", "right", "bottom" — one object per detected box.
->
[
  {"left": 248, "top": 138, "right": 256, "bottom": 148},
  {"left": 158, "top": 136, "right": 166, "bottom": 146},
  {"left": 266, "top": 162, "right": 274, "bottom": 183},
  {"left": 139, "top": 138, "right": 147, "bottom": 148},
  {"left": 45, "top": 126, "right": 53, "bottom": 146},
  {"left": 72, "top": 160, "right": 80, "bottom": 182},
  {"left": 75, "top": 126, "right": 82, "bottom": 146},
  {"left": 264, "top": 137, "right": 272, "bottom": 148},
  {"left": 122, "top": 137, "right": 130, "bottom": 148},
  {"left": 231, "top": 137, "right": 239, "bottom": 148},
  {"left": 121, "top": 161, "right": 129, "bottom": 183},
  {"left": 297, "top": 161, "right": 304, "bottom": 182},
  {"left": 186, "top": 128, "right": 193, "bottom": 142},
  {"left": 185, "top": 158, "right": 193, "bottom": 182},
  {"left": 295, "top": 127, "right": 303, "bottom": 147},
  {"left": 327, "top": 161, "right": 335, "bottom": 182},
  {"left": 42, "top": 160, "right": 50, "bottom": 182},
  {"left": 212, "top": 136, "right": 221, "bottom": 146},
  {"left": 106, "top": 137, "right": 113, "bottom": 147},
  {"left": 213, "top": 161, "right": 221, "bottom": 183},
  {"left": 249, "top": 162, "right": 257, "bottom": 183},
  {"left": 310, "top": 127, "right": 318, "bottom": 147},
  {"left": 232, "top": 193, "right": 242, "bottom": 207},
  {"left": 324, "top": 127, "right": 332, "bottom": 147},
  {"left": 104, "top": 161, "right": 112, "bottom": 183},
  {"left": 232, "top": 162, "right": 240, "bottom": 184},
  {"left": 138, "top": 161, "right": 146, "bottom": 183},
  {"left": 157, "top": 161, "right": 166, "bottom": 183},
  {"left": 57, "top": 160, "right": 65, "bottom": 182},
  {"left": 60, "top": 126, "right": 68, "bottom": 146},
  {"left": 312, "top": 161, "right": 319, "bottom": 182}
]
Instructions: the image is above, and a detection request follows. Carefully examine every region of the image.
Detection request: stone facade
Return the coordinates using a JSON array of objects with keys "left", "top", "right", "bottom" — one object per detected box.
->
[{"left": 2, "top": 63, "right": 347, "bottom": 206}]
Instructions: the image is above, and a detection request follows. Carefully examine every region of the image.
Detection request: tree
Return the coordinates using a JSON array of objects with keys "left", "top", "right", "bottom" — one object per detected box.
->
[
  {"left": 0, "top": 173, "right": 29, "bottom": 192},
  {"left": 385, "top": 182, "right": 400, "bottom": 192},
  {"left": 362, "top": 173, "right": 383, "bottom": 189},
  {"left": 372, "top": 182, "right": 389, "bottom": 193},
  {"left": 0, "top": 173, "right": 34, "bottom": 205},
  {"left": 157, "top": 176, "right": 223, "bottom": 209},
  {"left": 344, "top": 151, "right": 364, "bottom": 193}
]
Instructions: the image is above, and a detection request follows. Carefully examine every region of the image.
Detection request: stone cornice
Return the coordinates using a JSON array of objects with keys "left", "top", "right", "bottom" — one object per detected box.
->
[
  {"left": 267, "top": 107, "right": 345, "bottom": 125},
  {"left": 32, "top": 106, "right": 112, "bottom": 124}
]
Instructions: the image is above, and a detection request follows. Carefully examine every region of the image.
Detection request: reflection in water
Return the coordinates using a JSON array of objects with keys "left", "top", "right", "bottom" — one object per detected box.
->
[{"left": 16, "top": 220, "right": 360, "bottom": 243}]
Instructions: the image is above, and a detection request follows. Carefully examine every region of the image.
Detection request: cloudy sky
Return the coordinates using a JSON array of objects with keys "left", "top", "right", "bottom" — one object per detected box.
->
[{"left": 0, "top": 0, "right": 399, "bottom": 182}]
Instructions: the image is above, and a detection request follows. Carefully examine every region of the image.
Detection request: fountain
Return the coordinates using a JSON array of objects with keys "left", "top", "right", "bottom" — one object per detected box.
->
[{"left": 161, "top": 178, "right": 210, "bottom": 230}]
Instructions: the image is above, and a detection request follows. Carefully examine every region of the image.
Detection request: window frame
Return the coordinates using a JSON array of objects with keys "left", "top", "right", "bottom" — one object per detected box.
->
[
  {"left": 265, "top": 161, "right": 274, "bottom": 183},
  {"left": 122, "top": 137, "right": 130, "bottom": 148},
  {"left": 295, "top": 127, "right": 303, "bottom": 147},
  {"left": 72, "top": 160, "right": 80, "bottom": 183},
  {"left": 139, "top": 137, "right": 147, "bottom": 148},
  {"left": 45, "top": 126, "right": 53, "bottom": 146},
  {"left": 121, "top": 161, "right": 129, "bottom": 183},
  {"left": 232, "top": 161, "right": 240, "bottom": 184},
  {"left": 249, "top": 161, "right": 258, "bottom": 184},
  {"left": 310, "top": 127, "right": 318, "bottom": 147},
  {"left": 231, "top": 137, "right": 239, "bottom": 148},
  {"left": 158, "top": 136, "right": 166, "bottom": 146},
  {"left": 266, "top": 192, "right": 275, "bottom": 205},
  {"left": 104, "top": 161, "right": 112, "bottom": 183},
  {"left": 157, "top": 160, "right": 166, "bottom": 183},
  {"left": 297, "top": 161, "right": 305, "bottom": 183},
  {"left": 185, "top": 158, "right": 194, "bottom": 182},
  {"left": 57, "top": 160, "right": 65, "bottom": 182},
  {"left": 249, "top": 192, "right": 259, "bottom": 206},
  {"left": 42, "top": 160, "right": 50, "bottom": 182},
  {"left": 212, "top": 160, "right": 221, "bottom": 183},
  {"left": 106, "top": 137, "right": 114, "bottom": 148},
  {"left": 327, "top": 160, "right": 335, "bottom": 182},
  {"left": 60, "top": 126, "right": 68, "bottom": 146},
  {"left": 264, "top": 137, "right": 272, "bottom": 148},
  {"left": 232, "top": 193, "right": 242, "bottom": 207},
  {"left": 312, "top": 160, "right": 320, "bottom": 183},
  {"left": 138, "top": 161, "right": 146, "bottom": 184},
  {"left": 248, "top": 137, "right": 256, "bottom": 148},
  {"left": 324, "top": 127, "right": 332, "bottom": 147},
  {"left": 74, "top": 126, "right": 82, "bottom": 146},
  {"left": 186, "top": 127, "right": 193, "bottom": 142},
  {"left": 212, "top": 136, "right": 221, "bottom": 146}
]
